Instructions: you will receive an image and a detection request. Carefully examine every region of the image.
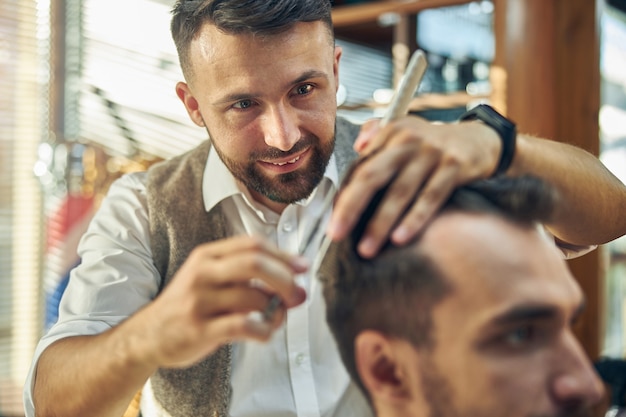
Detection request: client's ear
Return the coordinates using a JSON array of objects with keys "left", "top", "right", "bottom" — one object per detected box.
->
[{"left": 355, "top": 330, "right": 415, "bottom": 404}]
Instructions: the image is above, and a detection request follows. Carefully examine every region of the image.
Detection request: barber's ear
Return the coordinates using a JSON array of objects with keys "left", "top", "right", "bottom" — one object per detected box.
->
[
  {"left": 355, "top": 330, "right": 414, "bottom": 403},
  {"left": 333, "top": 45, "right": 342, "bottom": 92},
  {"left": 176, "top": 81, "right": 205, "bottom": 127}
]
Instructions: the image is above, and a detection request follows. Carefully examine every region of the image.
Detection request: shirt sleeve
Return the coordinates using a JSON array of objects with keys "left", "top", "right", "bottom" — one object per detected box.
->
[
  {"left": 539, "top": 225, "right": 598, "bottom": 259},
  {"left": 23, "top": 171, "right": 160, "bottom": 416},
  {"left": 555, "top": 241, "right": 598, "bottom": 259}
]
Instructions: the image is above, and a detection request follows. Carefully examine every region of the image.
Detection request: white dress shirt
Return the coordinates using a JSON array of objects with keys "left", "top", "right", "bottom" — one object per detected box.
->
[{"left": 23, "top": 145, "right": 373, "bottom": 417}]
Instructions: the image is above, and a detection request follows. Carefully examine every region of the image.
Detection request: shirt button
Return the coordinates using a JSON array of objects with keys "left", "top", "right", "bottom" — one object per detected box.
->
[
  {"left": 283, "top": 223, "right": 293, "bottom": 232},
  {"left": 295, "top": 353, "right": 305, "bottom": 365}
]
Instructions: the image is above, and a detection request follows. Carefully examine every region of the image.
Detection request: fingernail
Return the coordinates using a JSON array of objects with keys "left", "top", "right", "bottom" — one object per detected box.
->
[
  {"left": 353, "top": 137, "right": 366, "bottom": 152},
  {"left": 247, "top": 311, "right": 272, "bottom": 333},
  {"left": 354, "top": 124, "right": 378, "bottom": 151},
  {"left": 354, "top": 133, "right": 370, "bottom": 152},
  {"left": 248, "top": 310, "right": 264, "bottom": 323},
  {"left": 392, "top": 226, "right": 411, "bottom": 244},
  {"left": 326, "top": 221, "right": 345, "bottom": 240},
  {"left": 358, "top": 237, "right": 377, "bottom": 259},
  {"left": 291, "top": 286, "right": 307, "bottom": 304},
  {"left": 291, "top": 256, "right": 309, "bottom": 271}
]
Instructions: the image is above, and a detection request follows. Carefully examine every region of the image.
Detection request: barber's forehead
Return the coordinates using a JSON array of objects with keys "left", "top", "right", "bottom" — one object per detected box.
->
[{"left": 190, "top": 20, "right": 329, "bottom": 57}]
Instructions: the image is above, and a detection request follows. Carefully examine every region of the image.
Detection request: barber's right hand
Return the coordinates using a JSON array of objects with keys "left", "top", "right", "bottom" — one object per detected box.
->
[{"left": 134, "top": 236, "right": 308, "bottom": 369}]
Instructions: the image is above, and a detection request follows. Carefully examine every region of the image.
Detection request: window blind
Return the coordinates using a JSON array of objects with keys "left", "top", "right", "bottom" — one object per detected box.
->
[{"left": 0, "top": 1, "right": 47, "bottom": 416}]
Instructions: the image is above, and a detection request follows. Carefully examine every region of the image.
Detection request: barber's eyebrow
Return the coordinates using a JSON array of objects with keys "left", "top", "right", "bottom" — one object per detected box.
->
[
  {"left": 213, "top": 70, "right": 329, "bottom": 105},
  {"left": 491, "top": 299, "right": 586, "bottom": 326},
  {"left": 292, "top": 69, "right": 329, "bottom": 85}
]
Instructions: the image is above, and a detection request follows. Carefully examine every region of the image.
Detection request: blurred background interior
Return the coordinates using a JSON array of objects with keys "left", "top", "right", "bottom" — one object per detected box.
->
[{"left": 1, "top": 0, "right": 626, "bottom": 415}]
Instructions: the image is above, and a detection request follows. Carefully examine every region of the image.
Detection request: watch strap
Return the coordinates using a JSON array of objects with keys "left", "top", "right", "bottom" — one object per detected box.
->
[{"left": 459, "top": 104, "right": 517, "bottom": 176}]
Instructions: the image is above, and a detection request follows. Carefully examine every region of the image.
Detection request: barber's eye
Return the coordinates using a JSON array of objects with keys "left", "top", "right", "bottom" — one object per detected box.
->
[
  {"left": 295, "top": 84, "right": 314, "bottom": 95},
  {"left": 233, "top": 100, "right": 253, "bottom": 109}
]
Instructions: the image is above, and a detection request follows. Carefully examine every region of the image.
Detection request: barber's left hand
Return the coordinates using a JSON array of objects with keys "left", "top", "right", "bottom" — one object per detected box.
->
[{"left": 327, "top": 115, "right": 501, "bottom": 258}]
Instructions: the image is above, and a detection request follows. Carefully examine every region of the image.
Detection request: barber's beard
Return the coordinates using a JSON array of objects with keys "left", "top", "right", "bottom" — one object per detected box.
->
[{"left": 211, "top": 131, "right": 335, "bottom": 205}]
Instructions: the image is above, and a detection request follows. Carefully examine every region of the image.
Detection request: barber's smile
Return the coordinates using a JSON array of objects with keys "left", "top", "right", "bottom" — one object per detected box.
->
[{"left": 259, "top": 147, "right": 310, "bottom": 174}]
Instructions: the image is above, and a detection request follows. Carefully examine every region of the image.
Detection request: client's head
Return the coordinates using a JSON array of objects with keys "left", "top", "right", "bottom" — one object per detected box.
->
[{"left": 320, "top": 175, "right": 604, "bottom": 417}]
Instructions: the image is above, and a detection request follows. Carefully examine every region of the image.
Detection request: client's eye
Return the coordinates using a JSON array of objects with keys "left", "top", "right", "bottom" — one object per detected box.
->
[{"left": 504, "top": 325, "right": 534, "bottom": 347}]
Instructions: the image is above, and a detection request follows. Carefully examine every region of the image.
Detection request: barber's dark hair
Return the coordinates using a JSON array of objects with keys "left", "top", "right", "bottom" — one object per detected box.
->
[
  {"left": 319, "top": 170, "right": 558, "bottom": 400},
  {"left": 171, "top": 0, "right": 334, "bottom": 79}
]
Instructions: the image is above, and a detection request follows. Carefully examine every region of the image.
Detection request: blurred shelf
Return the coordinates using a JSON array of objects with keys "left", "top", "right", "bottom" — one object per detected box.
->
[
  {"left": 339, "top": 91, "right": 487, "bottom": 112},
  {"left": 331, "top": 0, "right": 474, "bottom": 28}
]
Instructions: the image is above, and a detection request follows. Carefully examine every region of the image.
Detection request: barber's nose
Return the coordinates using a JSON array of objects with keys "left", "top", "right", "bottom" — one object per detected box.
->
[
  {"left": 551, "top": 332, "right": 605, "bottom": 407},
  {"left": 262, "top": 104, "right": 300, "bottom": 151}
]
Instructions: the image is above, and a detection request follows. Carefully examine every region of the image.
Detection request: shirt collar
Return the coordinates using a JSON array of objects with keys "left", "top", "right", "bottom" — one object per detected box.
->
[{"left": 202, "top": 144, "right": 340, "bottom": 213}]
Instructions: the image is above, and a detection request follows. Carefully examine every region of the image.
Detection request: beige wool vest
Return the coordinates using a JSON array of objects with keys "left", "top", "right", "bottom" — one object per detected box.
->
[{"left": 145, "top": 117, "right": 360, "bottom": 417}]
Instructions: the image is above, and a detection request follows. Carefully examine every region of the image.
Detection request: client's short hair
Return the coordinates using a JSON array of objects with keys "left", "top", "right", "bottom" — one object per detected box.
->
[{"left": 319, "top": 171, "right": 558, "bottom": 399}]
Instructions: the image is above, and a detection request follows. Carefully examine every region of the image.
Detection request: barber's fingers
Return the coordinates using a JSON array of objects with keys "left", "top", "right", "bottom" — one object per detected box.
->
[
  {"left": 192, "top": 285, "right": 287, "bottom": 327},
  {"left": 331, "top": 117, "right": 492, "bottom": 258},
  {"left": 328, "top": 140, "right": 421, "bottom": 249},
  {"left": 206, "top": 309, "right": 286, "bottom": 343},
  {"left": 181, "top": 236, "right": 307, "bottom": 308},
  {"left": 390, "top": 160, "right": 460, "bottom": 243},
  {"left": 149, "top": 273, "right": 291, "bottom": 368},
  {"left": 198, "top": 235, "right": 309, "bottom": 273},
  {"left": 199, "top": 235, "right": 306, "bottom": 266},
  {"left": 159, "top": 308, "right": 286, "bottom": 369},
  {"left": 328, "top": 119, "right": 425, "bottom": 234},
  {"left": 353, "top": 119, "right": 381, "bottom": 152},
  {"left": 351, "top": 147, "right": 445, "bottom": 258}
]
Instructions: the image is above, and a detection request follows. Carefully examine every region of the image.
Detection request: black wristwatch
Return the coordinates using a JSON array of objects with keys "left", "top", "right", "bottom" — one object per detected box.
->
[{"left": 459, "top": 104, "right": 517, "bottom": 177}]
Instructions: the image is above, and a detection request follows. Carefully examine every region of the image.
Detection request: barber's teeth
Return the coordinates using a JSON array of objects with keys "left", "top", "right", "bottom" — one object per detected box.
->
[{"left": 272, "top": 155, "right": 300, "bottom": 166}]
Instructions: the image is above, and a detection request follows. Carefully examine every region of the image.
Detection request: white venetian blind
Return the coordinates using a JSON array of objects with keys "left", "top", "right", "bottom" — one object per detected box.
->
[{"left": 0, "top": 1, "right": 47, "bottom": 416}]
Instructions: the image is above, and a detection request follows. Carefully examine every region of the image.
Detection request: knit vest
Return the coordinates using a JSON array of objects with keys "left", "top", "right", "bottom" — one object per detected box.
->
[{"left": 145, "top": 117, "right": 360, "bottom": 417}]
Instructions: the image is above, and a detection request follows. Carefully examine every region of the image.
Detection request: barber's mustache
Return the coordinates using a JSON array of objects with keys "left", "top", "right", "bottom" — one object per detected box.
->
[{"left": 251, "top": 135, "right": 316, "bottom": 160}]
